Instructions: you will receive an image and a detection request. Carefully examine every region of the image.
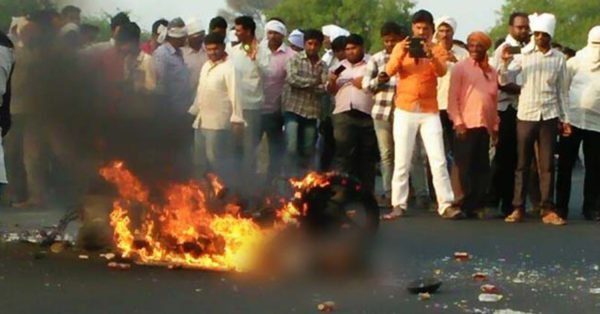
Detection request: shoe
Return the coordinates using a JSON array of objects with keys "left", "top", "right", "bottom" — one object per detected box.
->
[
  {"left": 542, "top": 212, "right": 567, "bottom": 226},
  {"left": 381, "top": 207, "right": 406, "bottom": 221},
  {"left": 441, "top": 206, "right": 465, "bottom": 220},
  {"left": 504, "top": 209, "right": 524, "bottom": 223}
]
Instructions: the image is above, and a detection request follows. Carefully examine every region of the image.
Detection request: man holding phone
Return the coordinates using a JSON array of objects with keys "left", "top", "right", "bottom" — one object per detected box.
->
[
  {"left": 384, "top": 10, "right": 463, "bottom": 220},
  {"left": 362, "top": 22, "right": 407, "bottom": 208},
  {"left": 499, "top": 13, "right": 570, "bottom": 225}
]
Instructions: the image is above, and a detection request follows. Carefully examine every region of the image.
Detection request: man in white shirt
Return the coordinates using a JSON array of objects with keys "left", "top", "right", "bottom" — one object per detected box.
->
[
  {"left": 229, "top": 16, "right": 270, "bottom": 180},
  {"left": 499, "top": 13, "right": 569, "bottom": 225},
  {"left": 556, "top": 26, "right": 600, "bottom": 221},
  {"left": 435, "top": 16, "right": 469, "bottom": 158},
  {"left": 183, "top": 18, "right": 208, "bottom": 94},
  {"left": 189, "top": 33, "right": 244, "bottom": 181}
]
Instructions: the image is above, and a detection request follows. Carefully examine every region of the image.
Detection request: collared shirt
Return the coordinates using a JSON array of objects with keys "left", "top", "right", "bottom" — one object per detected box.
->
[
  {"left": 182, "top": 46, "right": 208, "bottom": 91},
  {"left": 565, "top": 50, "right": 600, "bottom": 133},
  {"left": 492, "top": 34, "right": 535, "bottom": 111},
  {"left": 437, "top": 44, "right": 469, "bottom": 110},
  {"left": 153, "top": 42, "right": 192, "bottom": 113},
  {"left": 331, "top": 57, "right": 374, "bottom": 115},
  {"left": 263, "top": 44, "right": 296, "bottom": 114},
  {"left": 190, "top": 58, "right": 244, "bottom": 130},
  {"left": 386, "top": 43, "right": 448, "bottom": 113},
  {"left": 499, "top": 47, "right": 569, "bottom": 122},
  {"left": 229, "top": 41, "right": 270, "bottom": 110},
  {"left": 448, "top": 58, "right": 500, "bottom": 132},
  {"left": 283, "top": 51, "right": 328, "bottom": 119},
  {"left": 362, "top": 50, "right": 396, "bottom": 121}
]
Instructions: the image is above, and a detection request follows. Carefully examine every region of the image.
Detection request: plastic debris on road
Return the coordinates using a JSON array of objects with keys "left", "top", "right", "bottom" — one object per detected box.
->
[
  {"left": 317, "top": 301, "right": 336, "bottom": 312},
  {"left": 479, "top": 293, "right": 504, "bottom": 302}
]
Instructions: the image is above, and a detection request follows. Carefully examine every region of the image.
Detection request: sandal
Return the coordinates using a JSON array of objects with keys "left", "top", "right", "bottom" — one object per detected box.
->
[
  {"left": 542, "top": 212, "right": 567, "bottom": 226},
  {"left": 504, "top": 209, "right": 524, "bottom": 223},
  {"left": 381, "top": 208, "right": 406, "bottom": 221}
]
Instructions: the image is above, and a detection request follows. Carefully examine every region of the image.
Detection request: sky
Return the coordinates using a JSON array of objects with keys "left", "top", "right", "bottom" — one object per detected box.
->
[{"left": 73, "top": 0, "right": 505, "bottom": 40}]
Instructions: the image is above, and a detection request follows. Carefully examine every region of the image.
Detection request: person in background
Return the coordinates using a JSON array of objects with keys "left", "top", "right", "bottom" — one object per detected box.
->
[
  {"left": 434, "top": 16, "right": 469, "bottom": 160},
  {"left": 230, "top": 16, "right": 270, "bottom": 180},
  {"left": 260, "top": 19, "right": 295, "bottom": 183},
  {"left": 288, "top": 29, "right": 304, "bottom": 52},
  {"left": 141, "top": 19, "right": 168, "bottom": 55},
  {"left": 556, "top": 26, "right": 600, "bottom": 221},
  {"left": 82, "top": 12, "right": 130, "bottom": 55},
  {"left": 282, "top": 29, "right": 328, "bottom": 177},
  {"left": 489, "top": 12, "right": 532, "bottom": 217},
  {"left": 209, "top": 16, "right": 228, "bottom": 38},
  {"left": 189, "top": 33, "right": 244, "bottom": 182},
  {"left": 362, "top": 21, "right": 407, "bottom": 208},
  {"left": 385, "top": 10, "right": 462, "bottom": 220},
  {"left": 321, "top": 24, "right": 350, "bottom": 68},
  {"left": 0, "top": 31, "right": 15, "bottom": 198},
  {"left": 328, "top": 34, "right": 378, "bottom": 195},
  {"left": 183, "top": 18, "right": 208, "bottom": 93},
  {"left": 499, "top": 13, "right": 569, "bottom": 225},
  {"left": 448, "top": 32, "right": 499, "bottom": 217}
]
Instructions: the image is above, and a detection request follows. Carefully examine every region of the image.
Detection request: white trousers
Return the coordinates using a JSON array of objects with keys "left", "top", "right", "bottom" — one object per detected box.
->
[{"left": 391, "top": 110, "right": 454, "bottom": 214}]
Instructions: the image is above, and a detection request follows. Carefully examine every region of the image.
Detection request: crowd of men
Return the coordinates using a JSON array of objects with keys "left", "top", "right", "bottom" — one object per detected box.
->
[{"left": 0, "top": 5, "right": 599, "bottom": 226}]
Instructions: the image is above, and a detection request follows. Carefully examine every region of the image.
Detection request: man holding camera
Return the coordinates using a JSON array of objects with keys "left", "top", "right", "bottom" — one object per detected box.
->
[{"left": 384, "top": 10, "right": 462, "bottom": 220}]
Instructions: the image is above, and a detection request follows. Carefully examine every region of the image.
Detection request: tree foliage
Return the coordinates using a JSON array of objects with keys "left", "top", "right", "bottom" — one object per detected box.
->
[
  {"left": 0, "top": 0, "right": 55, "bottom": 31},
  {"left": 489, "top": 0, "right": 600, "bottom": 49},
  {"left": 267, "top": 0, "right": 415, "bottom": 52}
]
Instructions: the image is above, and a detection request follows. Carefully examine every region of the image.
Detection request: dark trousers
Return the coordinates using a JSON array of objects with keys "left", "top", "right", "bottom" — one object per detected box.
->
[
  {"left": 513, "top": 118, "right": 558, "bottom": 210},
  {"left": 556, "top": 126, "right": 600, "bottom": 217},
  {"left": 489, "top": 107, "right": 518, "bottom": 213},
  {"left": 439, "top": 110, "right": 454, "bottom": 158},
  {"left": 451, "top": 128, "right": 491, "bottom": 213},
  {"left": 318, "top": 117, "right": 335, "bottom": 171},
  {"left": 261, "top": 112, "right": 284, "bottom": 179},
  {"left": 332, "top": 110, "right": 378, "bottom": 195}
]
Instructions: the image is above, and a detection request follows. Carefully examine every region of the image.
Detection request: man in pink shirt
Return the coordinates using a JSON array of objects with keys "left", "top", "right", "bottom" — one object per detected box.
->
[
  {"left": 261, "top": 19, "right": 296, "bottom": 182},
  {"left": 447, "top": 31, "right": 500, "bottom": 217}
]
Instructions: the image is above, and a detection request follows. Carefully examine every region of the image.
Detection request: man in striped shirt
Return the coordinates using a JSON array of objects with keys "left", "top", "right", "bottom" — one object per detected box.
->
[
  {"left": 362, "top": 22, "right": 407, "bottom": 207},
  {"left": 499, "top": 13, "right": 570, "bottom": 225}
]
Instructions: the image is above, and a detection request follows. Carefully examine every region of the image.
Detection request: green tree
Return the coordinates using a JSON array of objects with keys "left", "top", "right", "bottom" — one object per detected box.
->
[
  {"left": 267, "top": 0, "right": 415, "bottom": 52},
  {"left": 0, "top": 0, "right": 55, "bottom": 31},
  {"left": 489, "top": 0, "right": 600, "bottom": 49}
]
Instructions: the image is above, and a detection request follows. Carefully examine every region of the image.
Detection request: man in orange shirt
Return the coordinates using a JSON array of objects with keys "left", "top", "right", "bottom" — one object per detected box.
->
[{"left": 383, "top": 10, "right": 463, "bottom": 220}]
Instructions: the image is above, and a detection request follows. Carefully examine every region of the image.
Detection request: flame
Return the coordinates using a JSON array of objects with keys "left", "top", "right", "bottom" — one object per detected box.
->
[{"left": 100, "top": 162, "right": 334, "bottom": 272}]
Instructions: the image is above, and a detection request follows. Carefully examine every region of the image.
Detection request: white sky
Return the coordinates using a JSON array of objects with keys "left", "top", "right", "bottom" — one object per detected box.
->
[{"left": 73, "top": 0, "right": 505, "bottom": 40}]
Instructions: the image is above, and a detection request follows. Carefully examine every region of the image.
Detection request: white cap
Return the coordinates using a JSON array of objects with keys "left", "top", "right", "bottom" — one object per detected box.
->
[
  {"left": 265, "top": 20, "right": 287, "bottom": 36},
  {"left": 588, "top": 26, "right": 600, "bottom": 44},
  {"left": 435, "top": 16, "right": 457, "bottom": 32},
  {"left": 167, "top": 17, "right": 187, "bottom": 38},
  {"left": 185, "top": 18, "right": 205, "bottom": 36},
  {"left": 288, "top": 29, "right": 304, "bottom": 48},
  {"left": 530, "top": 13, "right": 556, "bottom": 38},
  {"left": 322, "top": 24, "right": 350, "bottom": 41}
]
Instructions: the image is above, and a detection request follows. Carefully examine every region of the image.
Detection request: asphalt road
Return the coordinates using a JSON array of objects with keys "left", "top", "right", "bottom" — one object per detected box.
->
[{"left": 1, "top": 168, "right": 599, "bottom": 314}]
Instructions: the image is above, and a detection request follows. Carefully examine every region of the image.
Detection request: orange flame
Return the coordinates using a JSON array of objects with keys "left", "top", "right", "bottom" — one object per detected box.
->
[{"left": 100, "top": 162, "right": 334, "bottom": 272}]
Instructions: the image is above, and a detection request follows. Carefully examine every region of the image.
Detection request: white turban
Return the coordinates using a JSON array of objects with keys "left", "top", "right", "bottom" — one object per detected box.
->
[
  {"left": 265, "top": 20, "right": 287, "bottom": 36},
  {"left": 581, "top": 26, "right": 600, "bottom": 66},
  {"left": 186, "top": 18, "right": 205, "bottom": 36},
  {"left": 530, "top": 13, "right": 556, "bottom": 38},
  {"left": 322, "top": 24, "right": 350, "bottom": 41},
  {"left": 59, "top": 22, "right": 80, "bottom": 37},
  {"left": 288, "top": 29, "right": 304, "bottom": 48},
  {"left": 166, "top": 18, "right": 187, "bottom": 39},
  {"left": 435, "top": 16, "right": 457, "bottom": 33},
  {"left": 588, "top": 26, "right": 600, "bottom": 44}
]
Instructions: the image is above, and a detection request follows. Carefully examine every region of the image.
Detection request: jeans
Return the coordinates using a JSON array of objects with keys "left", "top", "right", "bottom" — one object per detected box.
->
[
  {"left": 283, "top": 112, "right": 318, "bottom": 177},
  {"left": 374, "top": 119, "right": 394, "bottom": 196}
]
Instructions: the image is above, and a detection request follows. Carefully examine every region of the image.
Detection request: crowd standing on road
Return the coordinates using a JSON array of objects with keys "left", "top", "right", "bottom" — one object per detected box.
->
[{"left": 0, "top": 5, "right": 599, "bottom": 226}]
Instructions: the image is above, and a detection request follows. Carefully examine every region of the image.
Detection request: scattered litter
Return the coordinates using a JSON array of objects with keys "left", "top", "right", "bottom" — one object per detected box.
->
[
  {"left": 494, "top": 310, "right": 533, "bottom": 314},
  {"left": 108, "top": 262, "right": 131, "bottom": 270},
  {"left": 50, "top": 242, "right": 66, "bottom": 254},
  {"left": 195, "top": 288, "right": 202, "bottom": 293},
  {"left": 472, "top": 272, "right": 488, "bottom": 281},
  {"left": 418, "top": 292, "right": 431, "bottom": 301},
  {"left": 78, "top": 255, "right": 89, "bottom": 260},
  {"left": 481, "top": 284, "right": 500, "bottom": 294},
  {"left": 590, "top": 288, "right": 600, "bottom": 295},
  {"left": 100, "top": 253, "right": 116, "bottom": 260},
  {"left": 317, "top": 301, "right": 336, "bottom": 312},
  {"left": 575, "top": 277, "right": 587, "bottom": 282},
  {"left": 454, "top": 252, "right": 470, "bottom": 261},
  {"left": 167, "top": 264, "right": 183, "bottom": 270},
  {"left": 479, "top": 293, "right": 504, "bottom": 303}
]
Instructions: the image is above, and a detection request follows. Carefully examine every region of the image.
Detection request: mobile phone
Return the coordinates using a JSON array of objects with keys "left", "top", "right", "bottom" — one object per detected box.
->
[
  {"left": 333, "top": 65, "right": 346, "bottom": 76},
  {"left": 409, "top": 37, "right": 427, "bottom": 58},
  {"left": 508, "top": 46, "right": 522, "bottom": 54}
]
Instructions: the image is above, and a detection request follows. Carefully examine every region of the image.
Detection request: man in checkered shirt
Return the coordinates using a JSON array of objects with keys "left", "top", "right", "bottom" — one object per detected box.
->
[{"left": 362, "top": 22, "right": 407, "bottom": 207}]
